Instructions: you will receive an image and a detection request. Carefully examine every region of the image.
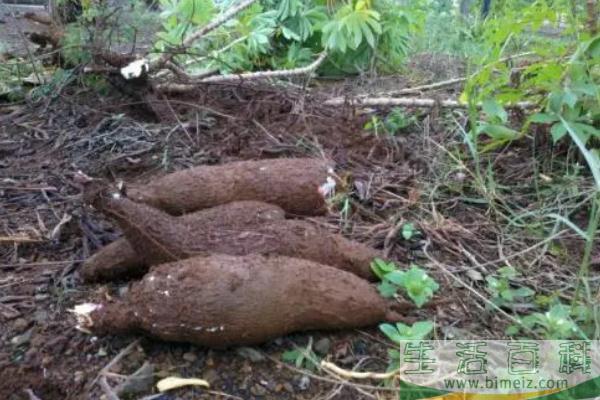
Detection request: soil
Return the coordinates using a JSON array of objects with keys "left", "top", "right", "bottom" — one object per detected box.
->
[{"left": 1, "top": 74, "right": 593, "bottom": 399}]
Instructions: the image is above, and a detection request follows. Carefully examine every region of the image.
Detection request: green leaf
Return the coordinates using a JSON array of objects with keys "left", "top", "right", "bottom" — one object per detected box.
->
[
  {"left": 378, "top": 281, "right": 398, "bottom": 298},
  {"left": 282, "top": 349, "right": 301, "bottom": 363},
  {"left": 505, "top": 325, "right": 520, "bottom": 335},
  {"left": 529, "top": 113, "right": 558, "bottom": 124},
  {"left": 482, "top": 99, "right": 508, "bottom": 123},
  {"left": 550, "top": 123, "right": 567, "bottom": 142},
  {"left": 498, "top": 266, "right": 518, "bottom": 279},
  {"left": 500, "top": 289, "right": 514, "bottom": 301},
  {"left": 410, "top": 321, "right": 434, "bottom": 338},
  {"left": 385, "top": 270, "right": 405, "bottom": 285},
  {"left": 401, "top": 222, "right": 417, "bottom": 240},
  {"left": 379, "top": 323, "right": 402, "bottom": 344},
  {"left": 512, "top": 287, "right": 535, "bottom": 298},
  {"left": 480, "top": 124, "right": 519, "bottom": 141}
]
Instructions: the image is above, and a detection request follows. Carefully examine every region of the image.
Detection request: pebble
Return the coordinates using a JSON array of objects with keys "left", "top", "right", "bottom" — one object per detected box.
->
[
  {"left": 250, "top": 383, "right": 267, "bottom": 396},
  {"left": 298, "top": 375, "right": 310, "bottom": 391},
  {"left": 314, "top": 338, "right": 331, "bottom": 355},
  {"left": 11, "top": 328, "right": 33, "bottom": 347},
  {"left": 183, "top": 352, "right": 197, "bottom": 362},
  {"left": 74, "top": 371, "right": 84, "bottom": 383},
  {"left": 202, "top": 369, "right": 219, "bottom": 383},
  {"left": 12, "top": 318, "right": 30, "bottom": 333},
  {"left": 283, "top": 382, "right": 294, "bottom": 393},
  {"left": 236, "top": 347, "right": 265, "bottom": 362},
  {"left": 33, "top": 310, "right": 48, "bottom": 324}
]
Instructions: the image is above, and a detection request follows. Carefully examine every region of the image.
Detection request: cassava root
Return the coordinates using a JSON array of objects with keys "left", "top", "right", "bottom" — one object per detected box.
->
[
  {"left": 73, "top": 254, "right": 408, "bottom": 347},
  {"left": 80, "top": 200, "right": 286, "bottom": 282},
  {"left": 126, "top": 158, "right": 334, "bottom": 217},
  {"left": 84, "top": 184, "right": 379, "bottom": 281}
]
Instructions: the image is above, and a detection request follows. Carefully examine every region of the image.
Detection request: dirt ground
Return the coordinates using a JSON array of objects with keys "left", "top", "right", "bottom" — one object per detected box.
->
[{"left": 1, "top": 69, "right": 594, "bottom": 400}]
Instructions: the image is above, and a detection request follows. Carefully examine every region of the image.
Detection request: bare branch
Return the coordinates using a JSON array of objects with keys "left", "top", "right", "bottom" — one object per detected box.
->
[
  {"left": 199, "top": 52, "right": 327, "bottom": 83},
  {"left": 324, "top": 96, "right": 536, "bottom": 109},
  {"left": 150, "top": 0, "right": 258, "bottom": 71}
]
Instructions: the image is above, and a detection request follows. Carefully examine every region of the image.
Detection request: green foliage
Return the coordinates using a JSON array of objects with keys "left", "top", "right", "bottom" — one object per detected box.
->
[
  {"left": 281, "top": 337, "right": 320, "bottom": 371},
  {"left": 364, "top": 107, "right": 416, "bottom": 135},
  {"left": 371, "top": 259, "right": 439, "bottom": 307},
  {"left": 380, "top": 320, "right": 433, "bottom": 372},
  {"left": 380, "top": 321, "right": 434, "bottom": 342},
  {"left": 506, "top": 304, "right": 584, "bottom": 339},
  {"left": 321, "top": 0, "right": 381, "bottom": 53},
  {"left": 401, "top": 222, "right": 419, "bottom": 240},
  {"left": 485, "top": 266, "right": 535, "bottom": 308}
]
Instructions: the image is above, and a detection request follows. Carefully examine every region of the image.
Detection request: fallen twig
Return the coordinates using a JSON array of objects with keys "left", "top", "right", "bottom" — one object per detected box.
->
[
  {"left": 324, "top": 96, "right": 536, "bottom": 109},
  {"left": 155, "top": 52, "right": 327, "bottom": 92},
  {"left": 98, "top": 376, "right": 120, "bottom": 400}
]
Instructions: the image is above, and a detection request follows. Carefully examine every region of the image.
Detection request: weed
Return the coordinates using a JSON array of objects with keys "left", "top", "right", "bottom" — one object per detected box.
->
[{"left": 371, "top": 259, "right": 439, "bottom": 308}]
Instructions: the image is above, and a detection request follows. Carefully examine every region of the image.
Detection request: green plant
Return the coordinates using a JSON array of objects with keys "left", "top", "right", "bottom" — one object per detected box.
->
[
  {"left": 371, "top": 259, "right": 439, "bottom": 307},
  {"left": 281, "top": 337, "right": 320, "bottom": 371},
  {"left": 401, "top": 222, "right": 419, "bottom": 240},
  {"left": 485, "top": 265, "right": 535, "bottom": 308},
  {"left": 364, "top": 108, "right": 416, "bottom": 135},
  {"left": 507, "top": 303, "right": 585, "bottom": 339},
  {"left": 380, "top": 320, "right": 434, "bottom": 342},
  {"left": 380, "top": 320, "right": 434, "bottom": 372}
]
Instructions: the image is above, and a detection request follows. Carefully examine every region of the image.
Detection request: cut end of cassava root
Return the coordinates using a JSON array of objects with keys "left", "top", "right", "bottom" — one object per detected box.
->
[
  {"left": 79, "top": 254, "right": 407, "bottom": 348},
  {"left": 69, "top": 303, "right": 102, "bottom": 333}
]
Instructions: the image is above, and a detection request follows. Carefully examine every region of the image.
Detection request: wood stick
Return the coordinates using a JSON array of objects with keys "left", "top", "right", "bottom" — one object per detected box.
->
[{"left": 323, "top": 96, "right": 536, "bottom": 109}]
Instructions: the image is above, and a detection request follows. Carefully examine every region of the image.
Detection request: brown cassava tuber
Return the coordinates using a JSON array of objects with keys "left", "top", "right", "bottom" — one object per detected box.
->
[
  {"left": 81, "top": 201, "right": 286, "bottom": 282},
  {"left": 84, "top": 183, "right": 379, "bottom": 281},
  {"left": 74, "top": 254, "right": 407, "bottom": 347},
  {"left": 126, "top": 158, "right": 334, "bottom": 216}
]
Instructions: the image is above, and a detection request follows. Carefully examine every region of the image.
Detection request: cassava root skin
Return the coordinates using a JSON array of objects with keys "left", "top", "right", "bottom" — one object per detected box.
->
[
  {"left": 126, "top": 158, "right": 333, "bottom": 216},
  {"left": 86, "top": 188, "right": 379, "bottom": 281},
  {"left": 84, "top": 254, "right": 406, "bottom": 347},
  {"left": 80, "top": 201, "right": 286, "bottom": 282}
]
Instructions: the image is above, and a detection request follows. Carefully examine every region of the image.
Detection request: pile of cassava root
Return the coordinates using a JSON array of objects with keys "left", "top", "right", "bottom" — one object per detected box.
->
[{"left": 74, "top": 158, "right": 411, "bottom": 348}]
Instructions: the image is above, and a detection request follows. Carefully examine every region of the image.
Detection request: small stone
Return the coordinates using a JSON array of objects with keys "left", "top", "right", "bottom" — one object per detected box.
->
[
  {"left": 236, "top": 347, "right": 265, "bottom": 363},
  {"left": 205, "top": 357, "right": 214, "bottom": 367},
  {"left": 33, "top": 310, "right": 48, "bottom": 324},
  {"left": 241, "top": 362, "right": 252, "bottom": 373},
  {"left": 250, "top": 383, "right": 267, "bottom": 396},
  {"left": 275, "top": 384, "right": 283, "bottom": 392},
  {"left": 11, "top": 328, "right": 33, "bottom": 347},
  {"left": 97, "top": 348, "right": 107, "bottom": 357},
  {"left": 118, "top": 285, "right": 129, "bottom": 297},
  {"left": 74, "top": 371, "right": 84, "bottom": 383},
  {"left": 283, "top": 382, "right": 294, "bottom": 393},
  {"left": 183, "top": 352, "right": 197, "bottom": 362},
  {"left": 202, "top": 369, "right": 219, "bottom": 383},
  {"left": 13, "top": 318, "right": 29, "bottom": 333},
  {"left": 314, "top": 338, "right": 331, "bottom": 355},
  {"left": 298, "top": 376, "right": 310, "bottom": 391},
  {"left": 34, "top": 294, "right": 49, "bottom": 301}
]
